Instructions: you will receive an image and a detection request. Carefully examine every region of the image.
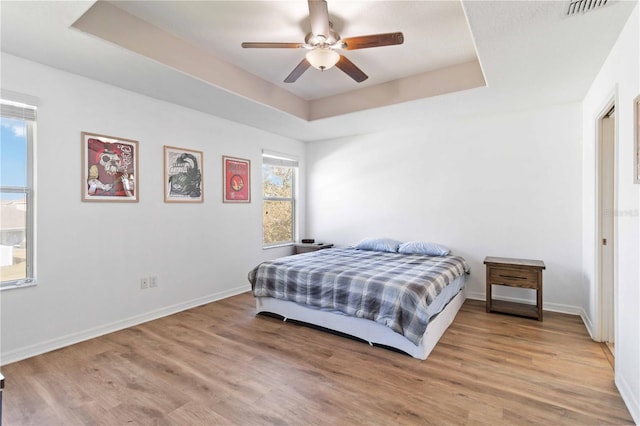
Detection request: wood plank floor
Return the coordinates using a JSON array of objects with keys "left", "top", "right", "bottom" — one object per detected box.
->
[{"left": 2, "top": 292, "right": 633, "bottom": 425}]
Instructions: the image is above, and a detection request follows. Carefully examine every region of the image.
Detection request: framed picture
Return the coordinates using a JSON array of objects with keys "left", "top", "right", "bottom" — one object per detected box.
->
[
  {"left": 164, "top": 146, "right": 204, "bottom": 203},
  {"left": 222, "top": 155, "right": 251, "bottom": 203},
  {"left": 635, "top": 95, "right": 640, "bottom": 184},
  {"left": 81, "top": 132, "right": 138, "bottom": 202}
]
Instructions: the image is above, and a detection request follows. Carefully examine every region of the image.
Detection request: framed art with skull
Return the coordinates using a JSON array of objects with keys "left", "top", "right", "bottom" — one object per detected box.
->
[
  {"left": 164, "top": 145, "right": 203, "bottom": 203},
  {"left": 81, "top": 132, "right": 139, "bottom": 202},
  {"left": 222, "top": 155, "right": 250, "bottom": 203}
]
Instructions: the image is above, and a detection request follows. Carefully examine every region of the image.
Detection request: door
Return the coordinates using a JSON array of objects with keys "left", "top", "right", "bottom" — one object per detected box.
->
[{"left": 598, "top": 106, "right": 615, "bottom": 353}]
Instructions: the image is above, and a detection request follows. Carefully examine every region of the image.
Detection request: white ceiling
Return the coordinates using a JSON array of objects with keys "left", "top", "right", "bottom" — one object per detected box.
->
[
  {"left": 0, "top": 1, "right": 637, "bottom": 142},
  {"left": 110, "top": 0, "right": 479, "bottom": 101}
]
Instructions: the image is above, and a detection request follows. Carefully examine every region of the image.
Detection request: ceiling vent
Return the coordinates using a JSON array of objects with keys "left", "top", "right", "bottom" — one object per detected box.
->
[{"left": 566, "top": 0, "right": 611, "bottom": 16}]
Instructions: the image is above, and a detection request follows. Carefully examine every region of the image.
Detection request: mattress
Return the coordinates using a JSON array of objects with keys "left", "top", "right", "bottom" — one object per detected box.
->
[{"left": 249, "top": 248, "right": 470, "bottom": 345}]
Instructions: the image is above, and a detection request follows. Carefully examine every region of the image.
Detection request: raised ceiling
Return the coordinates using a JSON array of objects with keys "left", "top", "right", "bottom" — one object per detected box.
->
[
  {"left": 0, "top": 1, "right": 637, "bottom": 141},
  {"left": 107, "top": 0, "right": 482, "bottom": 101},
  {"left": 71, "top": 1, "right": 486, "bottom": 122}
]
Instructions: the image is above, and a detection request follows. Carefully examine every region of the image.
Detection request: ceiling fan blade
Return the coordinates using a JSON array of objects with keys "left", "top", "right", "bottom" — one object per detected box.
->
[
  {"left": 284, "top": 58, "right": 311, "bottom": 83},
  {"left": 242, "top": 42, "right": 304, "bottom": 49},
  {"left": 308, "top": 0, "right": 330, "bottom": 38},
  {"left": 341, "top": 32, "right": 404, "bottom": 50},
  {"left": 335, "top": 55, "right": 368, "bottom": 83}
]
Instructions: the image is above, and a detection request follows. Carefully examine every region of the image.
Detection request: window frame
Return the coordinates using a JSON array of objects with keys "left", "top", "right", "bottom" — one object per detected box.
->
[
  {"left": 1, "top": 99, "right": 36, "bottom": 290},
  {"left": 262, "top": 152, "right": 298, "bottom": 248}
]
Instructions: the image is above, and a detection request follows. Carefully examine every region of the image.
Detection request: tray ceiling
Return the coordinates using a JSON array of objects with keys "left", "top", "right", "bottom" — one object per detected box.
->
[{"left": 0, "top": 1, "right": 637, "bottom": 141}]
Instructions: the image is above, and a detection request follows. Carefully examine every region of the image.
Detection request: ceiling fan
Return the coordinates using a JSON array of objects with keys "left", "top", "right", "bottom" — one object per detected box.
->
[{"left": 241, "top": 0, "right": 404, "bottom": 83}]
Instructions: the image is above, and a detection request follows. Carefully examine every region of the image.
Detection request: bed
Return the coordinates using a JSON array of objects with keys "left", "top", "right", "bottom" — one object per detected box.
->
[{"left": 248, "top": 245, "right": 470, "bottom": 359}]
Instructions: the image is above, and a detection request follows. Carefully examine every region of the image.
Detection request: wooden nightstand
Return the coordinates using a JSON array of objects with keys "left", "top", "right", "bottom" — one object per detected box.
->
[
  {"left": 484, "top": 256, "right": 545, "bottom": 321},
  {"left": 294, "top": 243, "right": 333, "bottom": 254}
]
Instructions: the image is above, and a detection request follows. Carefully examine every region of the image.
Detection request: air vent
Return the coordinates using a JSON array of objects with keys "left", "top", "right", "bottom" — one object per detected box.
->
[{"left": 566, "top": 0, "right": 610, "bottom": 16}]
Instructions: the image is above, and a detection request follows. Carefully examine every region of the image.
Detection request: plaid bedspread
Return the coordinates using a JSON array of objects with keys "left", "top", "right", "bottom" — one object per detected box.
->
[{"left": 248, "top": 248, "right": 470, "bottom": 345}]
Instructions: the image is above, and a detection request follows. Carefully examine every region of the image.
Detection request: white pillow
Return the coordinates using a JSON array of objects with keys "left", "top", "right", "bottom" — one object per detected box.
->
[{"left": 398, "top": 241, "right": 450, "bottom": 256}]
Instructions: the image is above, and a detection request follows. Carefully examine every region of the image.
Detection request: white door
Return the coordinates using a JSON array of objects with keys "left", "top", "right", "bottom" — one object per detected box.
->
[{"left": 599, "top": 107, "right": 615, "bottom": 351}]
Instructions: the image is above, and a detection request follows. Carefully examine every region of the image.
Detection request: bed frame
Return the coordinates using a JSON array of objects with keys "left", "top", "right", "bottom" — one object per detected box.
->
[{"left": 255, "top": 288, "right": 466, "bottom": 360}]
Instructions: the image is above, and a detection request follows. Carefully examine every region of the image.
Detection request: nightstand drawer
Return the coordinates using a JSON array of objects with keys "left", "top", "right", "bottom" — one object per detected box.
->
[{"left": 489, "top": 267, "right": 538, "bottom": 288}]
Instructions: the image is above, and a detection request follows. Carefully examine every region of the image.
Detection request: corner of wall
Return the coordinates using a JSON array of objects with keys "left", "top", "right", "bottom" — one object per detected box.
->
[
  {"left": 616, "top": 372, "right": 640, "bottom": 425},
  {"left": 579, "top": 308, "right": 597, "bottom": 340}
]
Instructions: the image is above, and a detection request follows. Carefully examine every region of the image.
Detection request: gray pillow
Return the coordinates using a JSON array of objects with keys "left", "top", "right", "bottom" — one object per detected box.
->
[
  {"left": 398, "top": 241, "right": 451, "bottom": 256},
  {"left": 355, "top": 238, "right": 402, "bottom": 253}
]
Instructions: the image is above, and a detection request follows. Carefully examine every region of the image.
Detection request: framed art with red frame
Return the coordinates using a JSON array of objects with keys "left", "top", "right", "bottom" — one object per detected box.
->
[{"left": 223, "top": 155, "right": 250, "bottom": 203}]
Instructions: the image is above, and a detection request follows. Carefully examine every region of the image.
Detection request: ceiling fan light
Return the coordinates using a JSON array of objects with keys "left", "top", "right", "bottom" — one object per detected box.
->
[{"left": 305, "top": 48, "right": 340, "bottom": 71}]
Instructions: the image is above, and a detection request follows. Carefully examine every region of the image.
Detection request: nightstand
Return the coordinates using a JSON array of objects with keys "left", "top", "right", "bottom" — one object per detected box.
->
[
  {"left": 484, "top": 256, "right": 545, "bottom": 321},
  {"left": 294, "top": 243, "right": 333, "bottom": 254}
]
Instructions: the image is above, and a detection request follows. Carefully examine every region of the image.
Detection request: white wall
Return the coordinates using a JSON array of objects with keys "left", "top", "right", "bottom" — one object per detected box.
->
[
  {"left": 306, "top": 102, "right": 583, "bottom": 311},
  {"left": 0, "top": 53, "right": 306, "bottom": 364},
  {"left": 581, "top": 4, "right": 639, "bottom": 423}
]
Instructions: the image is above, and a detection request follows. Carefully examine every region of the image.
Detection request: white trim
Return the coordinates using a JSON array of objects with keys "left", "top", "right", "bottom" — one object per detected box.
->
[
  {"left": 467, "top": 292, "right": 597, "bottom": 338},
  {"left": 465, "top": 291, "right": 584, "bottom": 316},
  {"left": 580, "top": 308, "right": 596, "bottom": 340},
  {"left": 0, "top": 280, "right": 37, "bottom": 292},
  {"left": 0, "top": 89, "right": 39, "bottom": 107},
  {"left": 262, "top": 149, "right": 299, "bottom": 165},
  {"left": 0, "top": 113, "right": 36, "bottom": 288},
  {"left": 262, "top": 242, "right": 294, "bottom": 250},
  {"left": 0, "top": 285, "right": 249, "bottom": 366},
  {"left": 616, "top": 369, "right": 640, "bottom": 425}
]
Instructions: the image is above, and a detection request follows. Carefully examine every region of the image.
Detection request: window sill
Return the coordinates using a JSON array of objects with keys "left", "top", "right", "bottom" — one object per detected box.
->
[
  {"left": 1, "top": 280, "right": 37, "bottom": 292},
  {"left": 263, "top": 243, "right": 294, "bottom": 250}
]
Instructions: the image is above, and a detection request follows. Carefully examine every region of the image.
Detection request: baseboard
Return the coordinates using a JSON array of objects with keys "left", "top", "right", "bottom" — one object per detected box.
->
[
  {"left": 0, "top": 285, "right": 249, "bottom": 366},
  {"left": 465, "top": 291, "right": 583, "bottom": 316},
  {"left": 616, "top": 370, "right": 640, "bottom": 425},
  {"left": 580, "top": 309, "right": 597, "bottom": 340}
]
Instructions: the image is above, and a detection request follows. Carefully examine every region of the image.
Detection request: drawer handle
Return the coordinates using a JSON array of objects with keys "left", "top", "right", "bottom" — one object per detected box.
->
[{"left": 498, "top": 274, "right": 527, "bottom": 280}]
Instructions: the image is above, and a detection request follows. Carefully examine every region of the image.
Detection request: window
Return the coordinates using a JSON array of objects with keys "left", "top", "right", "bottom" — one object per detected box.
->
[
  {"left": 262, "top": 151, "right": 298, "bottom": 247},
  {"left": 1, "top": 98, "right": 36, "bottom": 289}
]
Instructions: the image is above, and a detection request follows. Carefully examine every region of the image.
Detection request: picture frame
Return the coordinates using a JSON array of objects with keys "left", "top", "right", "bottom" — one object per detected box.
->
[
  {"left": 635, "top": 95, "right": 640, "bottom": 184},
  {"left": 222, "top": 155, "right": 251, "bottom": 203},
  {"left": 81, "top": 132, "right": 139, "bottom": 202},
  {"left": 164, "top": 145, "right": 204, "bottom": 203}
]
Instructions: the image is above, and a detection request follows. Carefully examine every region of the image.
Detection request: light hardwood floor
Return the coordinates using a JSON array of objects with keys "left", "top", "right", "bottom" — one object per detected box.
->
[{"left": 2, "top": 292, "right": 633, "bottom": 425}]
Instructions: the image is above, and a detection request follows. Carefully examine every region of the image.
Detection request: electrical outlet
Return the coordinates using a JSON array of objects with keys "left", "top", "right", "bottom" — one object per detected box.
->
[
  {"left": 140, "top": 277, "right": 149, "bottom": 289},
  {"left": 149, "top": 276, "right": 158, "bottom": 288}
]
